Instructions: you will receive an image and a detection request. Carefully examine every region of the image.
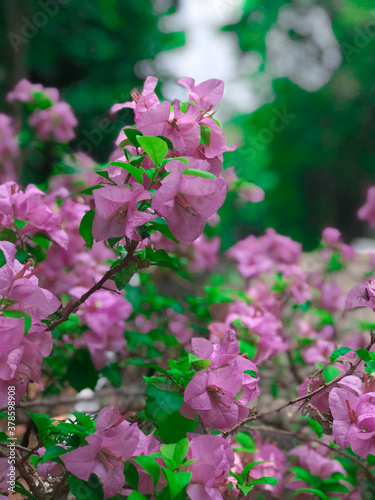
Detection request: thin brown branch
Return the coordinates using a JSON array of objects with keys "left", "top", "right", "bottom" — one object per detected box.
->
[
  {"left": 45, "top": 240, "right": 138, "bottom": 332},
  {"left": 222, "top": 332, "right": 375, "bottom": 438}
]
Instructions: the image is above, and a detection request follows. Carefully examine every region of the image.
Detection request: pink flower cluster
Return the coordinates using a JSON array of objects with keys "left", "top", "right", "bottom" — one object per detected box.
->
[
  {"left": 0, "top": 182, "right": 68, "bottom": 248},
  {"left": 94, "top": 77, "right": 232, "bottom": 244},
  {"left": 182, "top": 330, "right": 259, "bottom": 430},
  {"left": 37, "top": 196, "right": 115, "bottom": 297},
  {"left": 0, "top": 114, "right": 19, "bottom": 181},
  {"left": 0, "top": 241, "right": 57, "bottom": 404},
  {"left": 209, "top": 301, "right": 289, "bottom": 364},
  {"left": 7, "top": 79, "right": 77, "bottom": 143},
  {"left": 72, "top": 288, "right": 133, "bottom": 369},
  {"left": 184, "top": 433, "right": 234, "bottom": 500},
  {"left": 329, "top": 375, "right": 375, "bottom": 458},
  {"left": 61, "top": 405, "right": 159, "bottom": 498},
  {"left": 227, "top": 228, "right": 302, "bottom": 279}
]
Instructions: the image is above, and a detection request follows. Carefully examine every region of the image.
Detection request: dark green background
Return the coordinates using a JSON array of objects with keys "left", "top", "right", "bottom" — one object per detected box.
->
[{"left": 1, "top": 0, "right": 374, "bottom": 249}]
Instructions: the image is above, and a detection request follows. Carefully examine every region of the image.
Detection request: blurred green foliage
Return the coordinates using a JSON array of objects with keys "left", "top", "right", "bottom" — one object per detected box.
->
[
  {"left": 0, "top": 0, "right": 183, "bottom": 164},
  {"left": 221, "top": 0, "right": 375, "bottom": 249},
  {"left": 1, "top": 0, "right": 375, "bottom": 248}
]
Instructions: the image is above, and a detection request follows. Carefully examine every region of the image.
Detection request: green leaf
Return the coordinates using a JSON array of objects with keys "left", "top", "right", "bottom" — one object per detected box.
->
[
  {"left": 31, "top": 233, "right": 51, "bottom": 250},
  {"left": 234, "top": 432, "right": 256, "bottom": 452},
  {"left": 237, "top": 484, "right": 254, "bottom": 495},
  {"left": 71, "top": 412, "right": 95, "bottom": 432},
  {"left": 302, "top": 416, "right": 323, "bottom": 438},
  {"left": 289, "top": 467, "right": 320, "bottom": 486},
  {"left": 124, "top": 461, "right": 139, "bottom": 491},
  {"left": 329, "top": 346, "right": 353, "bottom": 362},
  {"left": 101, "top": 365, "right": 122, "bottom": 388},
  {"left": 248, "top": 477, "right": 278, "bottom": 487},
  {"left": 160, "top": 438, "right": 189, "bottom": 470},
  {"left": 243, "top": 369, "right": 257, "bottom": 378},
  {"left": 67, "top": 349, "right": 99, "bottom": 392},
  {"left": 77, "top": 185, "right": 104, "bottom": 196},
  {"left": 321, "top": 483, "right": 350, "bottom": 493},
  {"left": 95, "top": 170, "right": 115, "bottom": 183},
  {"left": 322, "top": 365, "right": 341, "bottom": 383},
  {"left": 356, "top": 348, "right": 371, "bottom": 361},
  {"left": 145, "top": 386, "right": 197, "bottom": 443},
  {"left": 123, "top": 128, "right": 143, "bottom": 148},
  {"left": 14, "top": 482, "right": 38, "bottom": 500},
  {"left": 200, "top": 124, "right": 211, "bottom": 146},
  {"left": 132, "top": 455, "right": 160, "bottom": 488},
  {"left": 15, "top": 249, "right": 29, "bottom": 264},
  {"left": 241, "top": 461, "right": 265, "bottom": 480},
  {"left": 79, "top": 209, "right": 95, "bottom": 248},
  {"left": 0, "top": 228, "right": 16, "bottom": 243},
  {"left": 67, "top": 473, "right": 104, "bottom": 500},
  {"left": 157, "top": 135, "right": 174, "bottom": 151},
  {"left": 41, "top": 444, "right": 68, "bottom": 463},
  {"left": 127, "top": 492, "right": 148, "bottom": 500},
  {"left": 0, "top": 249, "right": 6, "bottom": 268},
  {"left": 115, "top": 261, "right": 138, "bottom": 290},
  {"left": 14, "top": 218, "right": 28, "bottom": 229},
  {"left": 123, "top": 149, "right": 145, "bottom": 166},
  {"left": 188, "top": 353, "right": 211, "bottom": 370},
  {"left": 161, "top": 468, "right": 192, "bottom": 499},
  {"left": 148, "top": 219, "right": 179, "bottom": 243},
  {"left": 109, "top": 161, "right": 144, "bottom": 184},
  {"left": 145, "top": 247, "right": 181, "bottom": 271},
  {"left": 29, "top": 413, "right": 55, "bottom": 438},
  {"left": 293, "top": 489, "right": 330, "bottom": 500},
  {"left": 3, "top": 310, "right": 32, "bottom": 333},
  {"left": 160, "top": 157, "right": 189, "bottom": 167},
  {"left": 137, "top": 136, "right": 168, "bottom": 166},
  {"left": 182, "top": 168, "right": 216, "bottom": 179}
]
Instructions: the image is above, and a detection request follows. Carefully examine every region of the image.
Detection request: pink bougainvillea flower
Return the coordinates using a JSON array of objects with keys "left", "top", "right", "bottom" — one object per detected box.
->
[
  {"left": 183, "top": 331, "right": 259, "bottom": 429},
  {"left": 29, "top": 102, "right": 77, "bottom": 143},
  {"left": 178, "top": 77, "right": 224, "bottom": 110},
  {"left": 185, "top": 433, "right": 234, "bottom": 500},
  {"left": 92, "top": 182, "right": 156, "bottom": 241},
  {"left": 288, "top": 440, "right": 345, "bottom": 483},
  {"left": 62, "top": 406, "right": 140, "bottom": 498},
  {"left": 189, "top": 234, "right": 221, "bottom": 272},
  {"left": 345, "top": 279, "right": 375, "bottom": 311},
  {"left": 297, "top": 376, "right": 331, "bottom": 414},
  {"left": 0, "top": 114, "right": 19, "bottom": 180},
  {"left": 358, "top": 186, "right": 375, "bottom": 228},
  {"left": 110, "top": 76, "right": 160, "bottom": 120},
  {"left": 0, "top": 182, "right": 68, "bottom": 248},
  {"left": 322, "top": 227, "right": 342, "bottom": 245},
  {"left": 7, "top": 79, "right": 59, "bottom": 104},
  {"left": 70, "top": 288, "right": 132, "bottom": 369},
  {"left": 329, "top": 376, "right": 363, "bottom": 450},
  {"left": 208, "top": 302, "right": 288, "bottom": 364},
  {"left": 320, "top": 281, "right": 346, "bottom": 312},
  {"left": 152, "top": 171, "right": 226, "bottom": 244},
  {"left": 0, "top": 241, "right": 60, "bottom": 322},
  {"left": 251, "top": 434, "right": 286, "bottom": 496},
  {"left": 302, "top": 340, "right": 337, "bottom": 366},
  {"left": 227, "top": 229, "right": 301, "bottom": 279}
]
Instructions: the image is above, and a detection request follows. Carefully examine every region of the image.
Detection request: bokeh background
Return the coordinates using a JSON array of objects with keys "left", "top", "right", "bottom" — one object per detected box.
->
[{"left": 1, "top": 0, "right": 375, "bottom": 250}]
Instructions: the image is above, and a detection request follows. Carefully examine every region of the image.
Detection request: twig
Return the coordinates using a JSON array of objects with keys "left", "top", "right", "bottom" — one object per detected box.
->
[
  {"left": 222, "top": 332, "right": 375, "bottom": 438},
  {"left": 244, "top": 424, "right": 375, "bottom": 486},
  {"left": 45, "top": 240, "right": 138, "bottom": 332}
]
